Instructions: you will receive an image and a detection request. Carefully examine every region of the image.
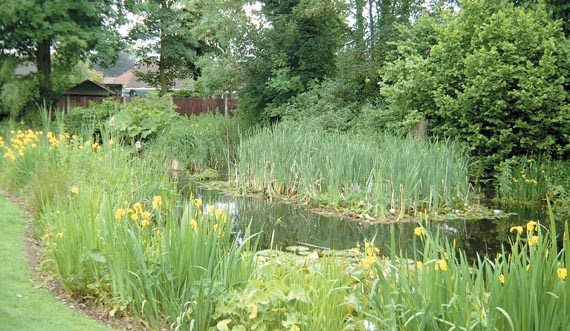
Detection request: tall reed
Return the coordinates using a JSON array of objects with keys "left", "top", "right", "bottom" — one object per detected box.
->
[{"left": 235, "top": 124, "right": 470, "bottom": 218}]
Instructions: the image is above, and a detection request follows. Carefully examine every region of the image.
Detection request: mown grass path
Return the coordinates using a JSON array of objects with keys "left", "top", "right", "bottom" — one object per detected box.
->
[{"left": 0, "top": 192, "right": 113, "bottom": 331}]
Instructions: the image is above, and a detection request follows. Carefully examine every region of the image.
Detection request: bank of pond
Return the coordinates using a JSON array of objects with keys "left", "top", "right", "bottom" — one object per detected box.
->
[{"left": 1, "top": 125, "right": 569, "bottom": 330}]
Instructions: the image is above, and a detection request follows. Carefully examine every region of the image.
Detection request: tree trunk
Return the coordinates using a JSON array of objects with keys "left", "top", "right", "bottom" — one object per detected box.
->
[
  {"left": 36, "top": 38, "right": 52, "bottom": 102},
  {"left": 159, "top": 52, "right": 168, "bottom": 96},
  {"left": 354, "top": 0, "right": 366, "bottom": 51}
]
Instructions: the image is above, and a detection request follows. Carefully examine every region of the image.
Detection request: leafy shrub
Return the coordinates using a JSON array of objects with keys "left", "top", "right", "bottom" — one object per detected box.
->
[
  {"left": 63, "top": 98, "right": 120, "bottom": 137},
  {"left": 275, "top": 78, "right": 360, "bottom": 132},
  {"left": 111, "top": 96, "right": 178, "bottom": 144},
  {"left": 380, "top": 1, "right": 570, "bottom": 179}
]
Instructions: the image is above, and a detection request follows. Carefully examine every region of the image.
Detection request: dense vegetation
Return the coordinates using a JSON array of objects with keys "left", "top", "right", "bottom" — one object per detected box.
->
[{"left": 1, "top": 115, "right": 570, "bottom": 330}]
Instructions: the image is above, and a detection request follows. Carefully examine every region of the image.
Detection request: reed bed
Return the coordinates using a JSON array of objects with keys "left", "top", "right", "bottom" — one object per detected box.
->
[{"left": 235, "top": 125, "right": 471, "bottom": 219}]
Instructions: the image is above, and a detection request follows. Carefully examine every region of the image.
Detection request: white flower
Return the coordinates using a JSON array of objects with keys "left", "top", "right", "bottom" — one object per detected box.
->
[{"left": 363, "top": 320, "right": 377, "bottom": 331}]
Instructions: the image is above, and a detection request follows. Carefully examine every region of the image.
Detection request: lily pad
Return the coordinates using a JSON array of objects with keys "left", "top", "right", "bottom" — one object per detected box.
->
[{"left": 285, "top": 245, "right": 310, "bottom": 254}]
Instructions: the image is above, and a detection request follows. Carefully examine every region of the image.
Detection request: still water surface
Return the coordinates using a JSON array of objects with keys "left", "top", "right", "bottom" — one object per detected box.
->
[{"left": 183, "top": 181, "right": 547, "bottom": 258}]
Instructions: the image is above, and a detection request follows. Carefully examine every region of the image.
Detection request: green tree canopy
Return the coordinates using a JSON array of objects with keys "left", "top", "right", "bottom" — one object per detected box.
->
[
  {"left": 238, "top": 0, "right": 348, "bottom": 122},
  {"left": 127, "top": 0, "right": 208, "bottom": 95},
  {"left": 381, "top": 0, "right": 570, "bottom": 177},
  {"left": 0, "top": 0, "right": 124, "bottom": 102}
]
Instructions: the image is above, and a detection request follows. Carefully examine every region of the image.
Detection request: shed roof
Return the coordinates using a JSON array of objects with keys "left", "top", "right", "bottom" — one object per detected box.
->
[{"left": 63, "top": 80, "right": 119, "bottom": 96}]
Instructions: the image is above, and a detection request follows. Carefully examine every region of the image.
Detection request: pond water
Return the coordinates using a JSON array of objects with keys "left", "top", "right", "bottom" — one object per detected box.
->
[{"left": 180, "top": 180, "right": 549, "bottom": 259}]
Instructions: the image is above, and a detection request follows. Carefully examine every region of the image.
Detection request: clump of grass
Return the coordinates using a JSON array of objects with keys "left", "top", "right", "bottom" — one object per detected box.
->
[
  {"left": 144, "top": 112, "right": 241, "bottom": 175},
  {"left": 495, "top": 156, "right": 570, "bottom": 203},
  {"left": 365, "top": 210, "right": 570, "bottom": 331},
  {"left": 234, "top": 124, "right": 470, "bottom": 219}
]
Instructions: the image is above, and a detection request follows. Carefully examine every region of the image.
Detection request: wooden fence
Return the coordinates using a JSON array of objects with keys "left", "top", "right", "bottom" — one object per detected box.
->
[{"left": 56, "top": 96, "right": 238, "bottom": 116}]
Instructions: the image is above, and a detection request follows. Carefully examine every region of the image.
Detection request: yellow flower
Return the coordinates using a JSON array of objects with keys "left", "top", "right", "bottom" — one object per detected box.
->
[
  {"left": 207, "top": 205, "right": 215, "bottom": 215},
  {"left": 528, "top": 235, "right": 539, "bottom": 247},
  {"left": 249, "top": 303, "right": 258, "bottom": 320},
  {"left": 141, "top": 219, "right": 150, "bottom": 227},
  {"left": 365, "top": 244, "right": 373, "bottom": 257},
  {"left": 435, "top": 259, "right": 448, "bottom": 271},
  {"left": 189, "top": 219, "right": 198, "bottom": 228},
  {"left": 152, "top": 195, "right": 162, "bottom": 209},
  {"left": 526, "top": 264, "right": 531, "bottom": 271},
  {"left": 115, "top": 208, "right": 126, "bottom": 220},
  {"left": 414, "top": 226, "right": 427, "bottom": 237},
  {"left": 56, "top": 232, "right": 64, "bottom": 238},
  {"left": 133, "top": 202, "right": 143, "bottom": 213},
  {"left": 70, "top": 186, "right": 79, "bottom": 194},
  {"left": 526, "top": 221, "right": 538, "bottom": 233},
  {"left": 215, "top": 208, "right": 224, "bottom": 220},
  {"left": 131, "top": 213, "right": 139, "bottom": 221},
  {"left": 557, "top": 268, "right": 567, "bottom": 280},
  {"left": 360, "top": 255, "right": 376, "bottom": 268},
  {"left": 509, "top": 226, "right": 523, "bottom": 235},
  {"left": 416, "top": 261, "right": 424, "bottom": 269},
  {"left": 194, "top": 198, "right": 203, "bottom": 208},
  {"left": 141, "top": 211, "right": 151, "bottom": 219},
  {"left": 499, "top": 274, "right": 505, "bottom": 284}
]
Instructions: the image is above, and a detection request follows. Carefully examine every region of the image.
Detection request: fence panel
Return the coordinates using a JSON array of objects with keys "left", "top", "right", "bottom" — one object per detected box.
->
[{"left": 56, "top": 96, "right": 238, "bottom": 116}]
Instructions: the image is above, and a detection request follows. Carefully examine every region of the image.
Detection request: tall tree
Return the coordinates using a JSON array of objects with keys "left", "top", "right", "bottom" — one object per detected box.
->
[
  {"left": 239, "top": 0, "right": 347, "bottom": 121},
  {"left": 127, "top": 0, "right": 207, "bottom": 95},
  {"left": 0, "top": 0, "right": 124, "bottom": 102},
  {"left": 190, "top": 0, "right": 255, "bottom": 97}
]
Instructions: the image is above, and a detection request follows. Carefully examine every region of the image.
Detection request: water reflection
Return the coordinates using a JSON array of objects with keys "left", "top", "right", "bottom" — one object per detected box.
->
[{"left": 180, "top": 180, "right": 549, "bottom": 259}]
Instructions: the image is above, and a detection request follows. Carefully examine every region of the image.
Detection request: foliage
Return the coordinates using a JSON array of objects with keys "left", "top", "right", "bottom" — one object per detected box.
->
[
  {"left": 2, "top": 119, "right": 570, "bottom": 330},
  {"left": 0, "top": 126, "right": 256, "bottom": 330},
  {"left": 367, "top": 215, "right": 570, "bottom": 331},
  {"left": 234, "top": 124, "right": 470, "bottom": 219},
  {"left": 192, "top": 0, "right": 255, "bottom": 97},
  {"left": 171, "top": 89, "right": 200, "bottom": 98},
  {"left": 144, "top": 112, "right": 241, "bottom": 173},
  {"left": 111, "top": 96, "right": 178, "bottom": 144},
  {"left": 127, "top": 0, "right": 207, "bottom": 95},
  {"left": 0, "top": 194, "right": 113, "bottom": 331},
  {"left": 64, "top": 99, "right": 121, "bottom": 138},
  {"left": 494, "top": 155, "right": 557, "bottom": 202},
  {"left": 276, "top": 78, "right": 360, "bottom": 132},
  {"left": 238, "top": 0, "right": 348, "bottom": 122},
  {"left": 0, "top": 0, "right": 124, "bottom": 101},
  {"left": 380, "top": 0, "right": 570, "bottom": 179}
]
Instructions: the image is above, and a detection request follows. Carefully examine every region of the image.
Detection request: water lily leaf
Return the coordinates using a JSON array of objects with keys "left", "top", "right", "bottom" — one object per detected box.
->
[
  {"left": 217, "top": 319, "right": 232, "bottom": 331},
  {"left": 286, "top": 284, "right": 306, "bottom": 302},
  {"left": 285, "top": 245, "right": 309, "bottom": 253}
]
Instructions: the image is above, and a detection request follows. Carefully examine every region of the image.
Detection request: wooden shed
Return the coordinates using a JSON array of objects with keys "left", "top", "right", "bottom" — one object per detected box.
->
[{"left": 56, "top": 80, "right": 121, "bottom": 112}]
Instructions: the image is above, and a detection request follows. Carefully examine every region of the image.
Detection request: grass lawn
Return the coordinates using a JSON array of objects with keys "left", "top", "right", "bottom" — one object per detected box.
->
[{"left": 0, "top": 192, "right": 113, "bottom": 331}]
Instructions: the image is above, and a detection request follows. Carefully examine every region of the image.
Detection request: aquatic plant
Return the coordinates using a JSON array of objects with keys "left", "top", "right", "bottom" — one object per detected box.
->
[{"left": 234, "top": 124, "right": 471, "bottom": 219}]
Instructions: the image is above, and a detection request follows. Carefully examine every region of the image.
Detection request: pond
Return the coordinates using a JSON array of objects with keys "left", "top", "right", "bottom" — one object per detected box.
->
[{"left": 180, "top": 180, "right": 548, "bottom": 259}]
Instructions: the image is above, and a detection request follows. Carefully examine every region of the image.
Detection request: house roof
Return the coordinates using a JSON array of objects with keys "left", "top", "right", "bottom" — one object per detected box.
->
[
  {"left": 103, "top": 66, "right": 186, "bottom": 90},
  {"left": 63, "top": 79, "right": 119, "bottom": 96},
  {"left": 13, "top": 63, "right": 36, "bottom": 76}
]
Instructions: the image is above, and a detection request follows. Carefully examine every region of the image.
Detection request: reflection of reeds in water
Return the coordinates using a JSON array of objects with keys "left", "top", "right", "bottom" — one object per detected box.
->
[{"left": 234, "top": 125, "right": 470, "bottom": 218}]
